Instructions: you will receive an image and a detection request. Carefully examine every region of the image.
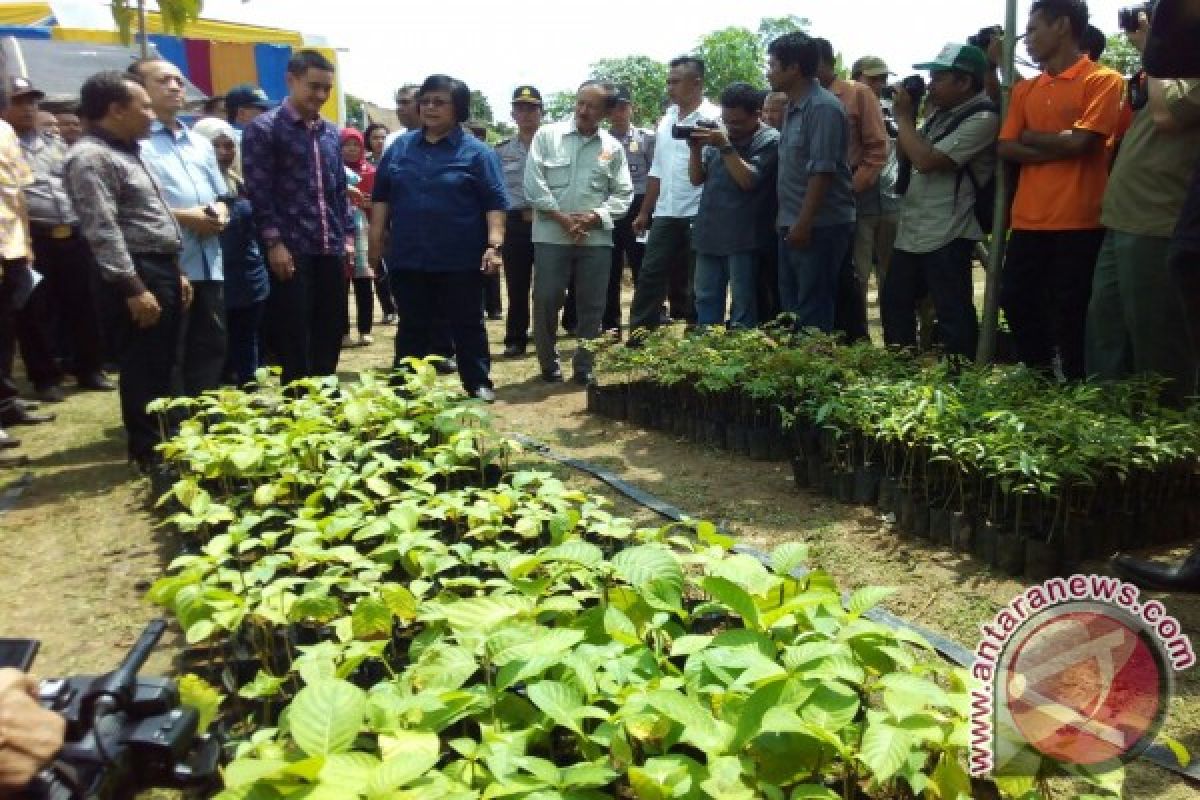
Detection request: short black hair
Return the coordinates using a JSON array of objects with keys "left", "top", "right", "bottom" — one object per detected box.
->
[
  {"left": 202, "top": 95, "right": 225, "bottom": 114},
  {"left": 1082, "top": 24, "right": 1107, "bottom": 60},
  {"left": 768, "top": 32, "right": 819, "bottom": 79},
  {"left": 669, "top": 55, "right": 706, "bottom": 80},
  {"left": 814, "top": 37, "right": 836, "bottom": 67},
  {"left": 720, "top": 82, "right": 765, "bottom": 114},
  {"left": 419, "top": 74, "right": 471, "bottom": 123},
  {"left": 578, "top": 79, "right": 619, "bottom": 111},
  {"left": 364, "top": 122, "right": 389, "bottom": 141},
  {"left": 287, "top": 49, "right": 336, "bottom": 77},
  {"left": 79, "top": 70, "right": 140, "bottom": 122},
  {"left": 126, "top": 56, "right": 172, "bottom": 80},
  {"left": 1030, "top": 0, "right": 1090, "bottom": 41},
  {"left": 394, "top": 84, "right": 420, "bottom": 104}
]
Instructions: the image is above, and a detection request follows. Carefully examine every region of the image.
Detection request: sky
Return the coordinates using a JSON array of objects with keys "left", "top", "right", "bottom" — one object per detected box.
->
[{"left": 96, "top": 0, "right": 1131, "bottom": 113}]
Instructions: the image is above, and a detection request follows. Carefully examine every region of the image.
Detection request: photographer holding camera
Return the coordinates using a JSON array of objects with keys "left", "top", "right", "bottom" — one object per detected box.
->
[
  {"left": 1084, "top": 3, "right": 1200, "bottom": 406},
  {"left": 881, "top": 44, "right": 999, "bottom": 359},
  {"left": 687, "top": 82, "right": 779, "bottom": 329},
  {"left": 0, "top": 668, "right": 64, "bottom": 795}
]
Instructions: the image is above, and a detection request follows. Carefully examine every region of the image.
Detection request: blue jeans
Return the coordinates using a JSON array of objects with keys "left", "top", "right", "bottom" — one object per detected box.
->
[
  {"left": 777, "top": 223, "right": 855, "bottom": 332},
  {"left": 694, "top": 251, "right": 759, "bottom": 328},
  {"left": 225, "top": 300, "right": 265, "bottom": 386}
]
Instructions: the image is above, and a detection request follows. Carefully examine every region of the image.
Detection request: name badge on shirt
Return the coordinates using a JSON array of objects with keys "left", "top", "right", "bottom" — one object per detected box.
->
[{"left": 630, "top": 140, "right": 640, "bottom": 153}]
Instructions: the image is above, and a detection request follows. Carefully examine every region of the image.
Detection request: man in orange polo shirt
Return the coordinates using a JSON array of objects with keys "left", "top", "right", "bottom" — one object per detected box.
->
[{"left": 997, "top": 0, "right": 1124, "bottom": 380}]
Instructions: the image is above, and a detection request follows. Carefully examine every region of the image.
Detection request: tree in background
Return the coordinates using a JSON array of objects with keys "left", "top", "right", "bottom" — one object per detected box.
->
[
  {"left": 1101, "top": 33, "right": 1141, "bottom": 76},
  {"left": 470, "top": 90, "right": 495, "bottom": 124},
  {"left": 589, "top": 56, "right": 669, "bottom": 127},
  {"left": 757, "top": 15, "right": 810, "bottom": 49},
  {"left": 113, "top": 0, "right": 202, "bottom": 45},
  {"left": 542, "top": 90, "right": 578, "bottom": 123},
  {"left": 694, "top": 27, "right": 768, "bottom": 95}
]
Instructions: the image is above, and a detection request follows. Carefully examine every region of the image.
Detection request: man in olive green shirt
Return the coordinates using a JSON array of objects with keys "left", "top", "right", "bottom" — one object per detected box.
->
[
  {"left": 1085, "top": 19, "right": 1200, "bottom": 406},
  {"left": 524, "top": 81, "right": 633, "bottom": 384}
]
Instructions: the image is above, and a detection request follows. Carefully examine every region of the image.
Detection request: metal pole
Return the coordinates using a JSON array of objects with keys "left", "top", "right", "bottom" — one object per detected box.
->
[
  {"left": 976, "top": 0, "right": 1019, "bottom": 365},
  {"left": 138, "top": 0, "right": 149, "bottom": 58}
]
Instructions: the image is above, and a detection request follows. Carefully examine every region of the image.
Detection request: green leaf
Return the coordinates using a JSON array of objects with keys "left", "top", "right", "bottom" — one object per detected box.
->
[
  {"left": 695, "top": 520, "right": 735, "bottom": 549},
  {"left": 700, "top": 755, "right": 756, "bottom": 800},
  {"left": 612, "top": 546, "right": 685, "bottom": 608},
  {"left": 178, "top": 673, "right": 223, "bottom": 732},
  {"left": 288, "top": 678, "right": 366, "bottom": 757},
  {"left": 604, "top": 605, "right": 641, "bottom": 647},
  {"left": 846, "top": 586, "right": 896, "bottom": 616},
  {"left": 701, "top": 576, "right": 760, "bottom": 630},
  {"left": 379, "top": 584, "right": 419, "bottom": 621},
  {"left": 238, "top": 670, "right": 287, "bottom": 700},
  {"left": 858, "top": 712, "right": 912, "bottom": 784},
  {"left": 929, "top": 751, "right": 972, "bottom": 799},
  {"left": 365, "top": 476, "right": 394, "bottom": 497},
  {"left": 645, "top": 690, "right": 731, "bottom": 753},
  {"left": 669, "top": 635, "right": 713, "bottom": 657},
  {"left": 320, "top": 752, "right": 380, "bottom": 796},
  {"left": 560, "top": 762, "right": 619, "bottom": 789},
  {"left": 436, "top": 595, "right": 532, "bottom": 632},
  {"left": 352, "top": 596, "right": 394, "bottom": 640},
  {"left": 368, "top": 730, "right": 441, "bottom": 795},
  {"left": 527, "top": 680, "right": 585, "bottom": 734},
  {"left": 770, "top": 542, "right": 809, "bottom": 577},
  {"left": 878, "top": 673, "right": 950, "bottom": 720},
  {"left": 627, "top": 754, "right": 705, "bottom": 800},
  {"left": 186, "top": 618, "right": 217, "bottom": 645},
  {"left": 788, "top": 786, "right": 839, "bottom": 800},
  {"left": 223, "top": 757, "right": 290, "bottom": 788}
]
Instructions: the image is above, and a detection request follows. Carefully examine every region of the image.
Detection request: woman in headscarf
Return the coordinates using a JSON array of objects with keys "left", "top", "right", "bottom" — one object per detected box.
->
[
  {"left": 192, "top": 117, "right": 269, "bottom": 386},
  {"left": 342, "top": 128, "right": 378, "bottom": 346}
]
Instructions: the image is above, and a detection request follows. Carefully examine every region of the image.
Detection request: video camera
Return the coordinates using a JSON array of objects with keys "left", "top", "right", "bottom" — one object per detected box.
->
[
  {"left": 1119, "top": 0, "right": 1158, "bottom": 33},
  {"left": 881, "top": 75, "right": 927, "bottom": 109},
  {"left": 671, "top": 118, "right": 719, "bottom": 140},
  {"left": 1, "top": 620, "right": 221, "bottom": 800}
]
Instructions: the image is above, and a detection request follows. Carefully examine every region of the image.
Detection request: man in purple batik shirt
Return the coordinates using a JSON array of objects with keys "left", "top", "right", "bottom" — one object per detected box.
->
[{"left": 242, "top": 50, "right": 350, "bottom": 385}]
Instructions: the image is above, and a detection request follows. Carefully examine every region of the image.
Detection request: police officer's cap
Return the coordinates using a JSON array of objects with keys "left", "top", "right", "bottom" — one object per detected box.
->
[{"left": 512, "top": 85, "right": 543, "bottom": 106}]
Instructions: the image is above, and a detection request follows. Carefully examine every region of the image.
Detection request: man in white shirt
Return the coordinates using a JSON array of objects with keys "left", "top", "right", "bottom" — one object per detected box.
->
[{"left": 628, "top": 56, "right": 721, "bottom": 333}]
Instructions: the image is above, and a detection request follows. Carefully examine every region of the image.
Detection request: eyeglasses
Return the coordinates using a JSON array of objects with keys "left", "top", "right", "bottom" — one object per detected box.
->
[{"left": 418, "top": 97, "right": 451, "bottom": 108}]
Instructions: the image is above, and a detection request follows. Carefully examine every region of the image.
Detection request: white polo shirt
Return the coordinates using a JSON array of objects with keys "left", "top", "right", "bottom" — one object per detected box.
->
[{"left": 647, "top": 99, "right": 721, "bottom": 219}]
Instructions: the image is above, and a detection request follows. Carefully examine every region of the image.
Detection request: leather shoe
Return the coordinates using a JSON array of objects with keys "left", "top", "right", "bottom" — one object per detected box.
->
[
  {"left": 78, "top": 372, "right": 116, "bottom": 391},
  {"left": 0, "top": 452, "right": 29, "bottom": 468},
  {"left": 471, "top": 386, "right": 496, "bottom": 404},
  {"left": 434, "top": 358, "right": 458, "bottom": 375},
  {"left": 572, "top": 371, "right": 594, "bottom": 386},
  {"left": 541, "top": 367, "right": 564, "bottom": 383},
  {"left": 1112, "top": 547, "right": 1200, "bottom": 593},
  {"left": 35, "top": 384, "right": 66, "bottom": 403},
  {"left": 0, "top": 429, "right": 20, "bottom": 449},
  {"left": 502, "top": 344, "right": 526, "bottom": 358},
  {"left": 0, "top": 404, "right": 55, "bottom": 426}
]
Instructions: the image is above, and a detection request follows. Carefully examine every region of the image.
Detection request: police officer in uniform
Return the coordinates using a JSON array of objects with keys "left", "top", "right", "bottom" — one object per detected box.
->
[
  {"left": 495, "top": 85, "right": 543, "bottom": 357},
  {"left": 602, "top": 86, "right": 656, "bottom": 336}
]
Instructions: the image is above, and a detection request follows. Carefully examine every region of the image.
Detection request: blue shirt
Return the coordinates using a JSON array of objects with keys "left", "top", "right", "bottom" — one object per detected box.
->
[
  {"left": 776, "top": 80, "right": 856, "bottom": 230},
  {"left": 372, "top": 127, "right": 509, "bottom": 272},
  {"left": 140, "top": 120, "right": 227, "bottom": 281}
]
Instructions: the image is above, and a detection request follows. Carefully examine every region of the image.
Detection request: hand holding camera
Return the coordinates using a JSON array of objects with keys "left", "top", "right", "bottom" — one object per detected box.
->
[
  {"left": 687, "top": 123, "right": 730, "bottom": 150},
  {"left": 671, "top": 118, "right": 719, "bottom": 141},
  {"left": 0, "top": 669, "right": 65, "bottom": 794},
  {"left": 884, "top": 75, "right": 927, "bottom": 119}
]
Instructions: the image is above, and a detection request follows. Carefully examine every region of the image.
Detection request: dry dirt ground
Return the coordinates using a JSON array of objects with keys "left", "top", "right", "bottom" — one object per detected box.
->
[{"left": 1, "top": 295, "right": 1198, "bottom": 799}]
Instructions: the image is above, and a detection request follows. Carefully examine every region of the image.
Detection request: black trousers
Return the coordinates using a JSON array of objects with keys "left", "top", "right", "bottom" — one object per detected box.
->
[
  {"left": 502, "top": 212, "right": 535, "bottom": 347},
  {"left": 176, "top": 280, "right": 226, "bottom": 396},
  {"left": 351, "top": 276, "right": 375, "bottom": 336},
  {"left": 603, "top": 194, "right": 645, "bottom": 331},
  {"left": 1001, "top": 229, "right": 1105, "bottom": 380},
  {"left": 882, "top": 238, "right": 978, "bottom": 359},
  {"left": 833, "top": 246, "right": 869, "bottom": 342},
  {"left": 375, "top": 261, "right": 396, "bottom": 317},
  {"left": 97, "top": 254, "right": 183, "bottom": 464},
  {"left": 391, "top": 269, "right": 492, "bottom": 392},
  {"left": 0, "top": 259, "right": 61, "bottom": 394},
  {"left": 629, "top": 216, "right": 696, "bottom": 330},
  {"left": 30, "top": 231, "right": 104, "bottom": 379},
  {"left": 265, "top": 254, "right": 347, "bottom": 386}
]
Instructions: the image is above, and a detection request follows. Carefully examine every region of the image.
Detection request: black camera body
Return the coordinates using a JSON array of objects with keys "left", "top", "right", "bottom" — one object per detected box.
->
[
  {"left": 968, "top": 25, "right": 1004, "bottom": 51},
  {"left": 671, "top": 118, "right": 719, "bottom": 140},
  {"left": 881, "top": 74, "right": 928, "bottom": 108},
  {"left": 1119, "top": 0, "right": 1158, "bottom": 33},
  {"left": 2, "top": 621, "right": 222, "bottom": 800}
]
